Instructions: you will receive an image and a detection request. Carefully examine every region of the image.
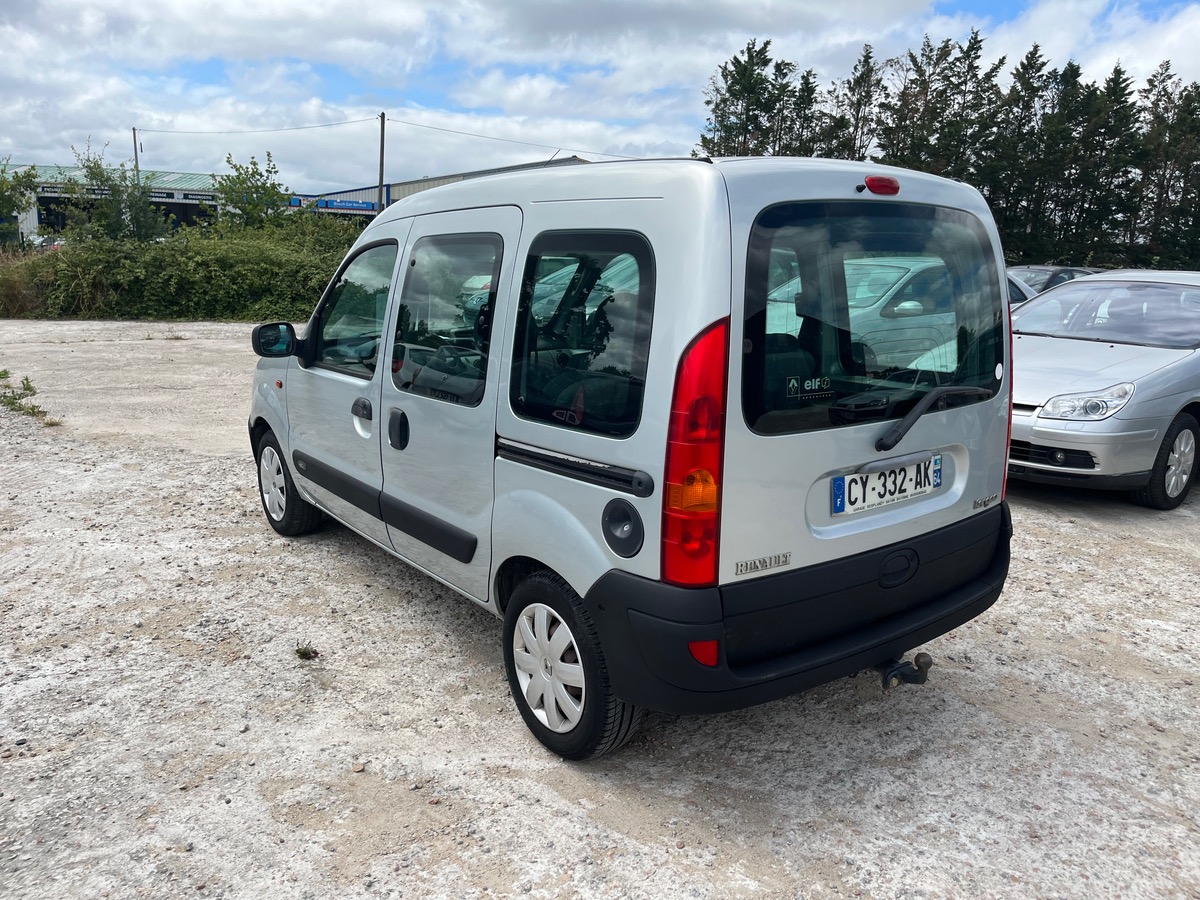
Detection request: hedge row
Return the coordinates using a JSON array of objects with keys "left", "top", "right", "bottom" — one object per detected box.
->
[{"left": 0, "top": 217, "right": 362, "bottom": 322}]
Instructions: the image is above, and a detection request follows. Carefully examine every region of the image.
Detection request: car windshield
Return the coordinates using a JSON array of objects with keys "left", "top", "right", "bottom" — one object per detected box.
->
[
  {"left": 1012, "top": 280, "right": 1200, "bottom": 349},
  {"left": 1010, "top": 268, "right": 1051, "bottom": 291},
  {"left": 843, "top": 263, "right": 912, "bottom": 308}
]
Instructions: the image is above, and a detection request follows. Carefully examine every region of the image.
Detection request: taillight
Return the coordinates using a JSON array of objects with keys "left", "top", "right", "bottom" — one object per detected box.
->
[{"left": 662, "top": 319, "right": 729, "bottom": 587}]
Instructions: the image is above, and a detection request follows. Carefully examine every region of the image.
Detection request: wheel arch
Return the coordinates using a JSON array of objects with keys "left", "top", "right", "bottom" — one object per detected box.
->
[
  {"left": 1179, "top": 401, "right": 1200, "bottom": 427},
  {"left": 494, "top": 556, "right": 551, "bottom": 615},
  {"left": 249, "top": 415, "right": 273, "bottom": 453}
]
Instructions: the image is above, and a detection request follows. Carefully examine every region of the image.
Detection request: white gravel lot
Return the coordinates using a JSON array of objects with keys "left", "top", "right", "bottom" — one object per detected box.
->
[{"left": 1, "top": 319, "right": 1198, "bottom": 900}]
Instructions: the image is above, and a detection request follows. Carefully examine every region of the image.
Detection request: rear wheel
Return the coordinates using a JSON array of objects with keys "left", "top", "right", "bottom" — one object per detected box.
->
[
  {"left": 503, "top": 570, "right": 642, "bottom": 760},
  {"left": 256, "top": 431, "right": 323, "bottom": 535},
  {"left": 1132, "top": 413, "right": 1198, "bottom": 510}
]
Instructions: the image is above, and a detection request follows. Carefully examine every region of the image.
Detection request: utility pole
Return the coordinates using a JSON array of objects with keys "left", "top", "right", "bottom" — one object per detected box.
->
[
  {"left": 132, "top": 127, "right": 141, "bottom": 184},
  {"left": 377, "top": 112, "right": 386, "bottom": 215}
]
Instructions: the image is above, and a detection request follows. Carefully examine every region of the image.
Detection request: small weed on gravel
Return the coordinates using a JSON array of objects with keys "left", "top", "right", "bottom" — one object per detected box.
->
[{"left": 0, "top": 368, "right": 61, "bottom": 425}]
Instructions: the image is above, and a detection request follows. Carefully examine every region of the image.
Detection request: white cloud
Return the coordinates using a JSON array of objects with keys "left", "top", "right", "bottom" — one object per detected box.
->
[{"left": 3, "top": 0, "right": 1200, "bottom": 194}]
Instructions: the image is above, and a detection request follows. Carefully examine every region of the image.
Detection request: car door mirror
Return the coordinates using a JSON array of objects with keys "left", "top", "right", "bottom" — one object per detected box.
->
[
  {"left": 891, "top": 300, "right": 926, "bottom": 317},
  {"left": 252, "top": 322, "right": 297, "bottom": 357}
]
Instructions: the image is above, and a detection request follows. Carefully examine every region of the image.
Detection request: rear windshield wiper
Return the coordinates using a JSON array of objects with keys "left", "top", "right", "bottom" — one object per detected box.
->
[{"left": 876, "top": 386, "right": 993, "bottom": 452}]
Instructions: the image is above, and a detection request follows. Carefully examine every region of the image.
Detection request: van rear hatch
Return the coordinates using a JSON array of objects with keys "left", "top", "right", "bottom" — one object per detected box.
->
[{"left": 718, "top": 188, "right": 1010, "bottom": 665}]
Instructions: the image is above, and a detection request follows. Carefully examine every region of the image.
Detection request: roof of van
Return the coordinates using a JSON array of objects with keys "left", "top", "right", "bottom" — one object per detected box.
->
[{"left": 370, "top": 156, "right": 987, "bottom": 227}]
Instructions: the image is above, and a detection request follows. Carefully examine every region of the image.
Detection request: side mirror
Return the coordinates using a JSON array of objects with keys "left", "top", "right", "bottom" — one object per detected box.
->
[
  {"left": 252, "top": 322, "right": 296, "bottom": 357},
  {"left": 890, "top": 300, "right": 926, "bottom": 318}
]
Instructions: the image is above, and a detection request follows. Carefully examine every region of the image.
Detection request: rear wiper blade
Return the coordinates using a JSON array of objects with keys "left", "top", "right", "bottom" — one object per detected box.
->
[{"left": 875, "top": 386, "right": 992, "bottom": 452}]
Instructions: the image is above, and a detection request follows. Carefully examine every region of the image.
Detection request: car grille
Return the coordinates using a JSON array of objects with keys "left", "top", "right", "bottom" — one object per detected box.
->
[{"left": 1009, "top": 440, "right": 1096, "bottom": 470}]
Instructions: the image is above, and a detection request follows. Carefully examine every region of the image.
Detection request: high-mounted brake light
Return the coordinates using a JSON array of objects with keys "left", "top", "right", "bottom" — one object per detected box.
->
[
  {"left": 662, "top": 319, "right": 729, "bottom": 587},
  {"left": 862, "top": 175, "right": 901, "bottom": 196}
]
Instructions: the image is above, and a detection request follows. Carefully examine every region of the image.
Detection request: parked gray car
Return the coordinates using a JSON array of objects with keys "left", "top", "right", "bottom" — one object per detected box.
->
[
  {"left": 1009, "top": 264, "right": 1102, "bottom": 293},
  {"left": 1008, "top": 270, "right": 1200, "bottom": 509}
]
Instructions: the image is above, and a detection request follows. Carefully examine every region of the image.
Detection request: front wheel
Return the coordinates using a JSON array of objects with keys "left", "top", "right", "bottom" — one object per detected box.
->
[
  {"left": 1132, "top": 413, "right": 1198, "bottom": 510},
  {"left": 256, "top": 431, "right": 323, "bottom": 535},
  {"left": 503, "top": 571, "right": 642, "bottom": 760}
]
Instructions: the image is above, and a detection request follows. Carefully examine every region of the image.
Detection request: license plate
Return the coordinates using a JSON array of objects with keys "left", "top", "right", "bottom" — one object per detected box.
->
[{"left": 832, "top": 454, "right": 942, "bottom": 515}]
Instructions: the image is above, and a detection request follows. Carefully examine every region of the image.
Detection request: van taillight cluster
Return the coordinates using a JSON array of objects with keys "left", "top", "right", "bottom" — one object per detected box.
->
[{"left": 662, "top": 319, "right": 729, "bottom": 587}]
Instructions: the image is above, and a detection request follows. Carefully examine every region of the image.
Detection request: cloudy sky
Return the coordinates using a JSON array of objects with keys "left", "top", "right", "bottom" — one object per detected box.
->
[{"left": 3, "top": 0, "right": 1198, "bottom": 194}]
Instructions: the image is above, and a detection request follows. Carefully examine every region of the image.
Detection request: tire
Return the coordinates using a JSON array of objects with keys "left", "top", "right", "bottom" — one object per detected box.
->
[
  {"left": 503, "top": 570, "right": 643, "bottom": 760},
  {"left": 1132, "top": 413, "right": 1199, "bottom": 510},
  {"left": 256, "top": 431, "right": 323, "bottom": 536}
]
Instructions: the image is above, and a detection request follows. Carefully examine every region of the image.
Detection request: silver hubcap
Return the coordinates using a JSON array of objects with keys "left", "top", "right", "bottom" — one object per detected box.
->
[
  {"left": 1165, "top": 428, "right": 1196, "bottom": 498},
  {"left": 512, "top": 603, "right": 585, "bottom": 733},
  {"left": 259, "top": 445, "right": 287, "bottom": 521}
]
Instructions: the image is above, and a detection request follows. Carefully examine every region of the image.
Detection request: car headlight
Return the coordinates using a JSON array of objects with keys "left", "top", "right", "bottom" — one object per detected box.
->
[{"left": 1038, "top": 383, "right": 1134, "bottom": 420}]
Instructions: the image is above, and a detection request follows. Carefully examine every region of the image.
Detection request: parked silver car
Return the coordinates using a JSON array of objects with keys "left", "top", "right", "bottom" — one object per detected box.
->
[
  {"left": 1009, "top": 264, "right": 1102, "bottom": 293},
  {"left": 1008, "top": 270, "right": 1200, "bottom": 509}
]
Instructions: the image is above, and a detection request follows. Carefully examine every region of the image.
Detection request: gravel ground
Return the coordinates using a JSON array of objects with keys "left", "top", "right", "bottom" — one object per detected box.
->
[{"left": 1, "top": 319, "right": 1198, "bottom": 900}]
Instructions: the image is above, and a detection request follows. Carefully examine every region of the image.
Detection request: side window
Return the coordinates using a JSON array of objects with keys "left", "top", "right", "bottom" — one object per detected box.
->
[
  {"left": 392, "top": 233, "right": 502, "bottom": 407},
  {"left": 313, "top": 242, "right": 399, "bottom": 377},
  {"left": 886, "top": 266, "right": 955, "bottom": 316},
  {"left": 510, "top": 232, "right": 654, "bottom": 438}
]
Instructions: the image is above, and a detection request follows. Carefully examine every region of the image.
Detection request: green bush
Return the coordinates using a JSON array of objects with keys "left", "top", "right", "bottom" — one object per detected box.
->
[{"left": 0, "top": 213, "right": 364, "bottom": 321}]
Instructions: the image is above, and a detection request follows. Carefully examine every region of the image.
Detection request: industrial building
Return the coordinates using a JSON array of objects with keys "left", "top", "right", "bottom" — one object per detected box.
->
[{"left": 8, "top": 156, "right": 589, "bottom": 242}]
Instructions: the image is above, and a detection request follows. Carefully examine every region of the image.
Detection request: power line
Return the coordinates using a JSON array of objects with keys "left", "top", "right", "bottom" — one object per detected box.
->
[
  {"left": 385, "top": 115, "right": 639, "bottom": 159},
  {"left": 136, "top": 114, "right": 639, "bottom": 159},
  {"left": 135, "top": 117, "right": 377, "bottom": 135}
]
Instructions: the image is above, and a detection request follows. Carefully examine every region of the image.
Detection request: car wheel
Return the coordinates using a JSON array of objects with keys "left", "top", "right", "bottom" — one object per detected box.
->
[
  {"left": 256, "top": 431, "right": 323, "bottom": 535},
  {"left": 503, "top": 570, "right": 642, "bottom": 760},
  {"left": 1132, "top": 413, "right": 1199, "bottom": 510}
]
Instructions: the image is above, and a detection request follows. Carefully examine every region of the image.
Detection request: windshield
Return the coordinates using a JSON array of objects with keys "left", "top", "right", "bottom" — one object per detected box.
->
[
  {"left": 1012, "top": 280, "right": 1200, "bottom": 349},
  {"left": 743, "top": 201, "right": 1005, "bottom": 435},
  {"left": 1010, "top": 268, "right": 1051, "bottom": 291}
]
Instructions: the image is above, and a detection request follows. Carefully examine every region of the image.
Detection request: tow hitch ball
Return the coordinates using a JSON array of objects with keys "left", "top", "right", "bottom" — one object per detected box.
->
[{"left": 874, "top": 652, "right": 933, "bottom": 690}]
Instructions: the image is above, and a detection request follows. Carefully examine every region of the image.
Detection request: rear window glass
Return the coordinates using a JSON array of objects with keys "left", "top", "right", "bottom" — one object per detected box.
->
[
  {"left": 510, "top": 232, "right": 654, "bottom": 438},
  {"left": 743, "top": 201, "right": 1005, "bottom": 435}
]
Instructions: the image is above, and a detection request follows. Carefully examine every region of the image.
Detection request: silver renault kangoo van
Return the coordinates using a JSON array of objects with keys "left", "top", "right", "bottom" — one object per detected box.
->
[{"left": 249, "top": 158, "right": 1013, "bottom": 759}]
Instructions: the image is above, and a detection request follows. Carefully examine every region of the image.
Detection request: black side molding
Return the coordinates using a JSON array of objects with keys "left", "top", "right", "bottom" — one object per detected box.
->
[
  {"left": 292, "top": 449, "right": 476, "bottom": 564},
  {"left": 497, "top": 439, "right": 654, "bottom": 498},
  {"left": 292, "top": 450, "right": 382, "bottom": 519},
  {"left": 381, "top": 495, "right": 477, "bottom": 564}
]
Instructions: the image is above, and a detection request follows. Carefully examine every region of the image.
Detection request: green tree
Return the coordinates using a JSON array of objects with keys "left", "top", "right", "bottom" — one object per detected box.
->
[
  {"left": 934, "top": 31, "right": 1005, "bottom": 181},
  {"left": 981, "top": 45, "right": 1056, "bottom": 261},
  {"left": 213, "top": 152, "right": 291, "bottom": 228},
  {"left": 697, "top": 39, "right": 777, "bottom": 157},
  {"left": 59, "top": 144, "right": 172, "bottom": 243},
  {"left": 779, "top": 68, "right": 824, "bottom": 156},
  {"left": 876, "top": 36, "right": 955, "bottom": 169},
  {"left": 822, "top": 44, "right": 886, "bottom": 160},
  {"left": 57, "top": 144, "right": 170, "bottom": 243},
  {"left": 0, "top": 158, "right": 41, "bottom": 247},
  {"left": 1134, "top": 63, "right": 1200, "bottom": 267}
]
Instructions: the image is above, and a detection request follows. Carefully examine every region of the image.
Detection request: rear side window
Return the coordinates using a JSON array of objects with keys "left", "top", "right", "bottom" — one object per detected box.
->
[
  {"left": 742, "top": 202, "right": 1004, "bottom": 435},
  {"left": 510, "top": 232, "right": 654, "bottom": 438},
  {"left": 392, "top": 233, "right": 502, "bottom": 407}
]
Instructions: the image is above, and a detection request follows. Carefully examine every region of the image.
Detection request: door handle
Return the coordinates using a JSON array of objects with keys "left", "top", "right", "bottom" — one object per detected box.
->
[
  {"left": 388, "top": 408, "right": 410, "bottom": 450},
  {"left": 351, "top": 397, "right": 372, "bottom": 421}
]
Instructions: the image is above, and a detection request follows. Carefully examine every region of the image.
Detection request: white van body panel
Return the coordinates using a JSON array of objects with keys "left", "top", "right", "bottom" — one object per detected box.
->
[
  {"left": 378, "top": 206, "right": 523, "bottom": 602},
  {"left": 249, "top": 157, "right": 1012, "bottom": 746}
]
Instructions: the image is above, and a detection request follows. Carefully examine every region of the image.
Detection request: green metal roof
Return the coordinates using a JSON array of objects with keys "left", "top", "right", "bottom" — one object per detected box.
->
[{"left": 12, "top": 164, "right": 216, "bottom": 191}]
